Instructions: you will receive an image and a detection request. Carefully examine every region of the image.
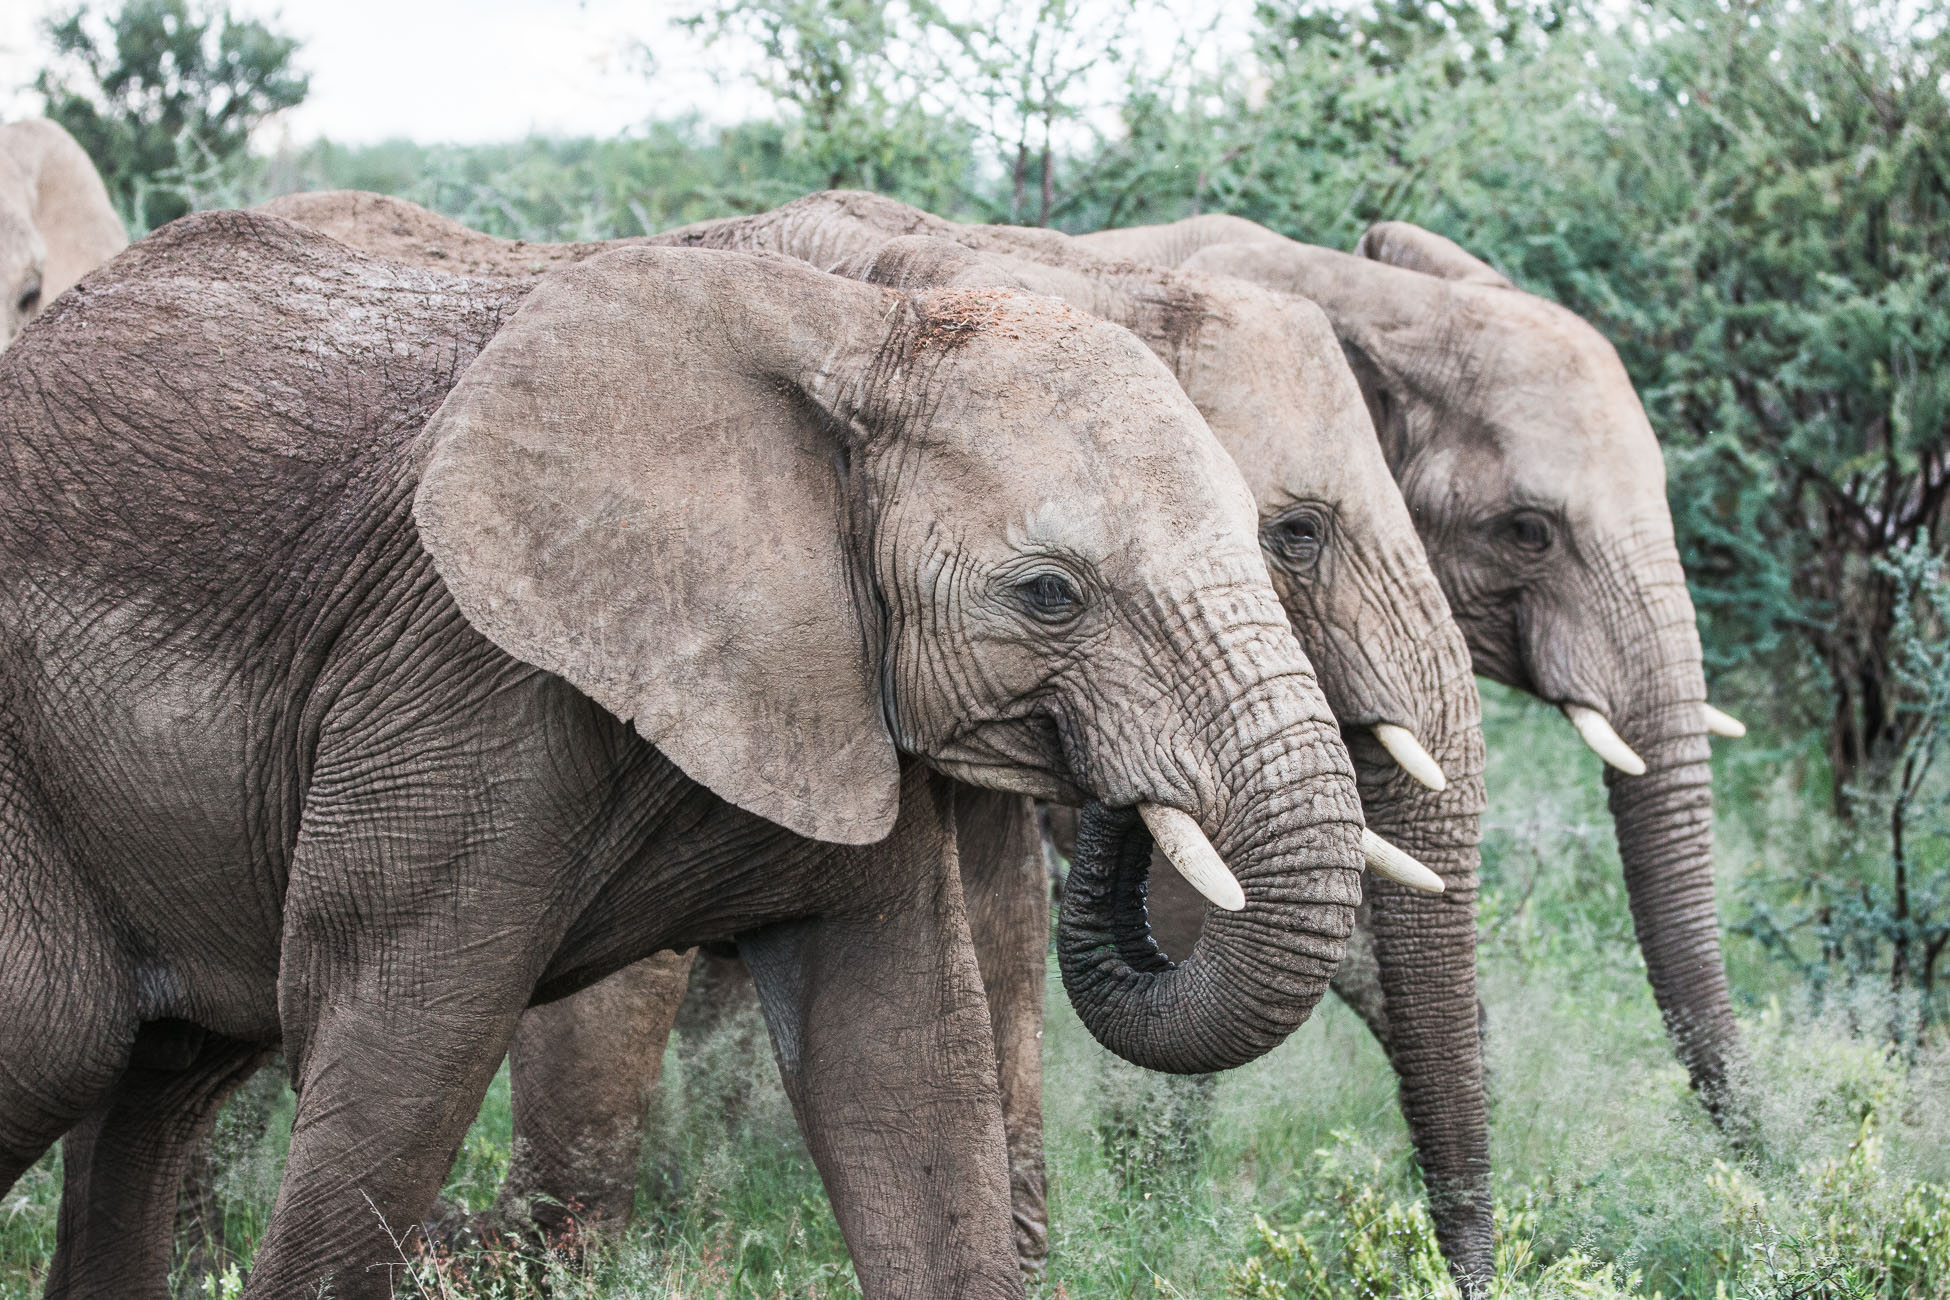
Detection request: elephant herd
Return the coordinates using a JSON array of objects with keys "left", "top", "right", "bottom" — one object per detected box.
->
[{"left": 0, "top": 120, "right": 1750, "bottom": 1299}]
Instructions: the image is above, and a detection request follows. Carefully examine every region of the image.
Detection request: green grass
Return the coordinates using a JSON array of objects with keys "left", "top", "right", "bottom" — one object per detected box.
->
[{"left": 4, "top": 686, "right": 1947, "bottom": 1298}]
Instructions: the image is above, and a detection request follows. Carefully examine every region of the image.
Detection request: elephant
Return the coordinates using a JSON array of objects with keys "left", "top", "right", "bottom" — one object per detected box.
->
[
  {"left": 0, "top": 208, "right": 1373, "bottom": 1298},
  {"left": 0, "top": 118, "right": 126, "bottom": 349},
  {"left": 257, "top": 190, "right": 1495, "bottom": 1287},
  {"left": 1080, "top": 214, "right": 1745, "bottom": 1116}
]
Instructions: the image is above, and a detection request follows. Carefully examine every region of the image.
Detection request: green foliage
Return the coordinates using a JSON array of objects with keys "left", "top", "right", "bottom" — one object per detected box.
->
[
  {"left": 3, "top": 698, "right": 1948, "bottom": 1299},
  {"left": 1505, "top": 0, "right": 1950, "bottom": 797},
  {"left": 676, "top": 0, "right": 979, "bottom": 210},
  {"left": 34, "top": 0, "right": 307, "bottom": 231},
  {"left": 1063, "top": 0, "right": 1578, "bottom": 233},
  {"left": 1735, "top": 537, "right": 1950, "bottom": 1034},
  {"left": 1233, "top": 1115, "right": 1950, "bottom": 1300}
]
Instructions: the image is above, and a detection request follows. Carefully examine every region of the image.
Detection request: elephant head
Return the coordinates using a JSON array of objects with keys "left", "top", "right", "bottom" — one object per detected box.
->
[
  {"left": 410, "top": 244, "right": 1366, "bottom": 1074},
  {"left": 1158, "top": 220, "right": 1740, "bottom": 1110},
  {"left": 0, "top": 150, "right": 47, "bottom": 349},
  {"left": 661, "top": 196, "right": 1494, "bottom": 1277},
  {"left": 0, "top": 120, "right": 126, "bottom": 349}
]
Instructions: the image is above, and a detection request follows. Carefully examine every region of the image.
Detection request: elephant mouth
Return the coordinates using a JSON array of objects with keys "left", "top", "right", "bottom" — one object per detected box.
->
[{"left": 924, "top": 706, "right": 1087, "bottom": 803}]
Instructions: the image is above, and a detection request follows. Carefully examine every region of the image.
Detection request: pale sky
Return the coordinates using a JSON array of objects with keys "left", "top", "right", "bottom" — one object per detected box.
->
[
  {"left": 0, "top": 1, "right": 769, "bottom": 144},
  {"left": 0, "top": 1, "right": 1254, "bottom": 148}
]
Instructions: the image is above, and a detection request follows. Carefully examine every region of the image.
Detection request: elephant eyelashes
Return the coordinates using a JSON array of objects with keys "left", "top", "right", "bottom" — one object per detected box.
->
[
  {"left": 1499, "top": 511, "right": 1556, "bottom": 554},
  {"left": 1263, "top": 507, "right": 1326, "bottom": 570},
  {"left": 1011, "top": 570, "right": 1085, "bottom": 626}
]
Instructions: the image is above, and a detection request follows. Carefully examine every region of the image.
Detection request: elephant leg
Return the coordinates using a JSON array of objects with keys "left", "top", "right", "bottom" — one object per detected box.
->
[
  {"left": 243, "top": 969, "right": 528, "bottom": 1300},
  {"left": 740, "top": 773, "right": 1020, "bottom": 1299},
  {"left": 494, "top": 948, "right": 695, "bottom": 1243},
  {"left": 0, "top": 766, "right": 136, "bottom": 1199},
  {"left": 955, "top": 785, "right": 1051, "bottom": 1279},
  {"left": 242, "top": 786, "right": 555, "bottom": 1300},
  {"left": 672, "top": 946, "right": 766, "bottom": 1125},
  {"left": 45, "top": 1028, "right": 271, "bottom": 1300},
  {"left": 177, "top": 1061, "right": 288, "bottom": 1290}
]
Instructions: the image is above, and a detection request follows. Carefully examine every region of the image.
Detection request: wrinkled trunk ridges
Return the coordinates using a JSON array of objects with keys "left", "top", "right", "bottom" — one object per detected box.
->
[
  {"left": 1350, "top": 602, "right": 1493, "bottom": 1289},
  {"left": 1057, "top": 586, "right": 1363, "bottom": 1077},
  {"left": 1600, "top": 550, "right": 1743, "bottom": 1112}
]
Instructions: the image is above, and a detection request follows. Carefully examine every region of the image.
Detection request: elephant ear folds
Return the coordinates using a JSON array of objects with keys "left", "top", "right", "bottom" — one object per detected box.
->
[
  {"left": 1355, "top": 221, "right": 1514, "bottom": 290},
  {"left": 413, "top": 246, "right": 903, "bottom": 845}
]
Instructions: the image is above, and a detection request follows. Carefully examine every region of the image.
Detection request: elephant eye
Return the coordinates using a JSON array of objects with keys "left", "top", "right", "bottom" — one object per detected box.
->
[
  {"left": 1501, "top": 511, "right": 1555, "bottom": 554},
  {"left": 16, "top": 283, "right": 39, "bottom": 317},
  {"left": 1263, "top": 506, "right": 1327, "bottom": 570},
  {"left": 1012, "top": 570, "right": 1084, "bottom": 626}
]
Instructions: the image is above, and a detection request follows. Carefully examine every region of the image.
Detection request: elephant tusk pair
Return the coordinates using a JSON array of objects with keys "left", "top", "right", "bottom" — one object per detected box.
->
[
  {"left": 1372, "top": 723, "right": 1447, "bottom": 792},
  {"left": 1564, "top": 701, "right": 1750, "bottom": 775},
  {"left": 1137, "top": 804, "right": 1445, "bottom": 914}
]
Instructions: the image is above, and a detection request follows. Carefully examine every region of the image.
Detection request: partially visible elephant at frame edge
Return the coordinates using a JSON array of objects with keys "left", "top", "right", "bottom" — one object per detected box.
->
[
  {"left": 0, "top": 210, "right": 1369, "bottom": 1300},
  {"left": 257, "top": 189, "right": 1496, "bottom": 1291},
  {"left": 0, "top": 118, "right": 126, "bottom": 348},
  {"left": 1081, "top": 214, "right": 1748, "bottom": 1119}
]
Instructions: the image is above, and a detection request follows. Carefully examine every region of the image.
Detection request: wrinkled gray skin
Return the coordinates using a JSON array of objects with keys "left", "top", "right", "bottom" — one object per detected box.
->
[
  {"left": 673, "top": 193, "right": 1493, "bottom": 1282},
  {"left": 0, "top": 211, "right": 1365, "bottom": 1299},
  {"left": 257, "top": 192, "right": 1494, "bottom": 1285},
  {"left": 0, "top": 119, "right": 125, "bottom": 349},
  {"left": 1084, "top": 214, "right": 1741, "bottom": 1115}
]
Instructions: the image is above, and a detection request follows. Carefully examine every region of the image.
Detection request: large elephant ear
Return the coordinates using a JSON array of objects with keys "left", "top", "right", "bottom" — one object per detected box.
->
[
  {"left": 1355, "top": 221, "right": 1513, "bottom": 289},
  {"left": 414, "top": 245, "right": 904, "bottom": 845}
]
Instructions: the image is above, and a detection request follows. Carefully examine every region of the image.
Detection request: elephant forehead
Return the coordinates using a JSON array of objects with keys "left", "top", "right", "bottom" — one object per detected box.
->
[
  {"left": 889, "top": 418, "right": 1260, "bottom": 573},
  {"left": 1463, "top": 299, "right": 1668, "bottom": 498},
  {"left": 0, "top": 206, "right": 41, "bottom": 270},
  {"left": 911, "top": 326, "right": 1251, "bottom": 498}
]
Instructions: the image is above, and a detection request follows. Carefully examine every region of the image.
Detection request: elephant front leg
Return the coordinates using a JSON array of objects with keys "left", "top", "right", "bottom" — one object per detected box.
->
[
  {"left": 244, "top": 792, "right": 560, "bottom": 1300},
  {"left": 955, "top": 785, "right": 1051, "bottom": 1279},
  {"left": 47, "top": 1028, "right": 271, "bottom": 1300},
  {"left": 495, "top": 947, "right": 695, "bottom": 1243},
  {"left": 243, "top": 971, "right": 529, "bottom": 1300},
  {"left": 740, "top": 781, "right": 1021, "bottom": 1299}
]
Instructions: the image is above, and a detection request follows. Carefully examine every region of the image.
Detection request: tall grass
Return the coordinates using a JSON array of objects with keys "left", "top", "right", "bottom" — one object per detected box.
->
[{"left": 3, "top": 688, "right": 1945, "bottom": 1299}]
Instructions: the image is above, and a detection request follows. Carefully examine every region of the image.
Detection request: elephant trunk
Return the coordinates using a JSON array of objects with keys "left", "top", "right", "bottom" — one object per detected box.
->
[
  {"left": 1351, "top": 611, "right": 1492, "bottom": 1290},
  {"left": 1058, "top": 674, "right": 1361, "bottom": 1075},
  {"left": 1606, "top": 610, "right": 1741, "bottom": 1112}
]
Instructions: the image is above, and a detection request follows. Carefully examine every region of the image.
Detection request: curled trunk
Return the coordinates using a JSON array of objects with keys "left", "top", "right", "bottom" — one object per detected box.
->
[
  {"left": 1058, "top": 707, "right": 1361, "bottom": 1076},
  {"left": 1058, "top": 802, "right": 1353, "bottom": 1074}
]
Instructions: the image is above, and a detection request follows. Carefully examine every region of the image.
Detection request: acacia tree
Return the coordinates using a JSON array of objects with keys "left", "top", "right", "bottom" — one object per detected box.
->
[
  {"left": 1068, "top": 0, "right": 1950, "bottom": 1022},
  {"left": 1525, "top": 0, "right": 1950, "bottom": 806},
  {"left": 677, "top": 0, "right": 1141, "bottom": 225},
  {"left": 908, "top": 0, "right": 1135, "bottom": 226},
  {"left": 676, "top": 0, "right": 977, "bottom": 212},
  {"left": 35, "top": 0, "right": 307, "bottom": 230}
]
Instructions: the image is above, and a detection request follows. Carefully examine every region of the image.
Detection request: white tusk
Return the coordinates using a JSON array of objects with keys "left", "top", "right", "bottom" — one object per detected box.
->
[
  {"left": 1372, "top": 724, "right": 1447, "bottom": 792},
  {"left": 1360, "top": 829, "right": 1445, "bottom": 893},
  {"left": 1138, "top": 804, "right": 1246, "bottom": 912},
  {"left": 1563, "top": 704, "right": 1647, "bottom": 776},
  {"left": 1703, "top": 703, "right": 1747, "bottom": 738}
]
